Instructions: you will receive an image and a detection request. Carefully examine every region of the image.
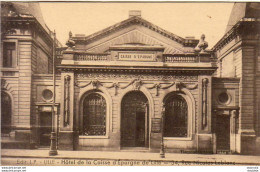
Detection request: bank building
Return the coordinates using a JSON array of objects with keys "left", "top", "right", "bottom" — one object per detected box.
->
[{"left": 1, "top": 2, "right": 260, "bottom": 155}]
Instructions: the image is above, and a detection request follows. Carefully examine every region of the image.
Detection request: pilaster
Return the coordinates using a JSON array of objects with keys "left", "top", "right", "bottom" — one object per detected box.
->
[
  {"left": 59, "top": 72, "right": 75, "bottom": 150},
  {"left": 197, "top": 75, "right": 213, "bottom": 153}
]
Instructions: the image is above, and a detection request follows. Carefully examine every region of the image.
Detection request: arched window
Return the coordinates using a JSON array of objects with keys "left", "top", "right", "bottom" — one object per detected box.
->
[
  {"left": 164, "top": 94, "right": 188, "bottom": 137},
  {"left": 1, "top": 92, "right": 12, "bottom": 134},
  {"left": 83, "top": 93, "right": 106, "bottom": 136}
]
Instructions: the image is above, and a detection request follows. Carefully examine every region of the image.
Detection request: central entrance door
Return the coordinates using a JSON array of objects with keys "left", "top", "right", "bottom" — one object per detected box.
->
[{"left": 121, "top": 91, "right": 149, "bottom": 148}]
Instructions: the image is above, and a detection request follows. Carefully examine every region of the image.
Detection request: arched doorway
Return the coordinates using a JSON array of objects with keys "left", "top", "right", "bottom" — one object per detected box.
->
[
  {"left": 1, "top": 92, "right": 12, "bottom": 134},
  {"left": 164, "top": 93, "right": 188, "bottom": 137},
  {"left": 121, "top": 91, "right": 149, "bottom": 147}
]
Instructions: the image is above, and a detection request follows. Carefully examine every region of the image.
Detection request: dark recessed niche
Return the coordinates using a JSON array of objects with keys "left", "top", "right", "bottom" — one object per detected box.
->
[
  {"left": 218, "top": 92, "right": 229, "bottom": 104},
  {"left": 42, "top": 89, "right": 53, "bottom": 101}
]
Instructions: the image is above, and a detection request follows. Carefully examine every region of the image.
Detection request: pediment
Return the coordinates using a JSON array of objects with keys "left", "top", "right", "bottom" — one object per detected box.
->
[
  {"left": 73, "top": 17, "right": 198, "bottom": 54},
  {"left": 86, "top": 29, "right": 185, "bottom": 54}
]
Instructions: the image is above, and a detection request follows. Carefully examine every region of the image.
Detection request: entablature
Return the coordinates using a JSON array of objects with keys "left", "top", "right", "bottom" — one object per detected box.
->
[{"left": 57, "top": 65, "right": 217, "bottom": 75}]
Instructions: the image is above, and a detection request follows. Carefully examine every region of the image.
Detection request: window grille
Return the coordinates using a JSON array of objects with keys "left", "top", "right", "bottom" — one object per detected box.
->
[
  {"left": 164, "top": 94, "right": 188, "bottom": 137},
  {"left": 83, "top": 93, "right": 106, "bottom": 136}
]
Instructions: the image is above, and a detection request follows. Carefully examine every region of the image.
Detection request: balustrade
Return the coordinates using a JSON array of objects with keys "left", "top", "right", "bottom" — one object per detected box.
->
[
  {"left": 74, "top": 54, "right": 203, "bottom": 63},
  {"left": 74, "top": 54, "right": 108, "bottom": 61},
  {"left": 164, "top": 55, "right": 198, "bottom": 63}
]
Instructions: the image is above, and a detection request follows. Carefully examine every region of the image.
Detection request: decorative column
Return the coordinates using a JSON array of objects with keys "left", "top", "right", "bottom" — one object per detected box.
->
[
  {"left": 145, "top": 103, "right": 149, "bottom": 148},
  {"left": 202, "top": 78, "right": 208, "bottom": 129},
  {"left": 198, "top": 76, "right": 212, "bottom": 132},
  {"left": 160, "top": 103, "right": 165, "bottom": 158},
  {"left": 59, "top": 72, "right": 75, "bottom": 150},
  {"left": 64, "top": 75, "right": 71, "bottom": 127},
  {"left": 197, "top": 76, "right": 213, "bottom": 153}
]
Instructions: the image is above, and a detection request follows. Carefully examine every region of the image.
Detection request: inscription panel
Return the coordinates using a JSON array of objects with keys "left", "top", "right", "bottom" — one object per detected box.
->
[
  {"left": 151, "top": 118, "right": 161, "bottom": 133},
  {"left": 118, "top": 52, "right": 155, "bottom": 61}
]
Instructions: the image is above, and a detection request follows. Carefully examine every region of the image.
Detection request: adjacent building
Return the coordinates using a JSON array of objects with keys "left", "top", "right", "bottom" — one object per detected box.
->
[
  {"left": 1, "top": 2, "right": 61, "bottom": 148},
  {"left": 1, "top": 2, "right": 259, "bottom": 155}
]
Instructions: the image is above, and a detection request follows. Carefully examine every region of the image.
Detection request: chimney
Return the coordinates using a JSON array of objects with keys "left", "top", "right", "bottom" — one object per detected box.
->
[{"left": 129, "top": 10, "right": 141, "bottom": 18}]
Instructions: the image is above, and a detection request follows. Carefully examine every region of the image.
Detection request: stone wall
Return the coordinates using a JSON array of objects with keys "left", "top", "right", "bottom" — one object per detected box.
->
[
  {"left": 214, "top": 32, "right": 259, "bottom": 154},
  {"left": 56, "top": 71, "right": 210, "bottom": 152},
  {"left": 1, "top": 19, "right": 54, "bottom": 148}
]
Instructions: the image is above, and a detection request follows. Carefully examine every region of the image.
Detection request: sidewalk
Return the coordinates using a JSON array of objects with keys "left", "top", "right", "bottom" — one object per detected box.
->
[{"left": 1, "top": 149, "right": 260, "bottom": 165}]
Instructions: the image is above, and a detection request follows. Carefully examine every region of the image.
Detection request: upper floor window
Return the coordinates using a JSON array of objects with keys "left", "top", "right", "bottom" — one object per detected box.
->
[
  {"left": 164, "top": 94, "right": 188, "bottom": 137},
  {"left": 3, "top": 42, "right": 16, "bottom": 68},
  {"left": 83, "top": 93, "right": 106, "bottom": 136}
]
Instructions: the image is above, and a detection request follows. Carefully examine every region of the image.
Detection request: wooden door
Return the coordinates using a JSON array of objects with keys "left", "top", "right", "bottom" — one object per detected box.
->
[
  {"left": 1, "top": 92, "right": 12, "bottom": 134},
  {"left": 121, "top": 91, "right": 148, "bottom": 147},
  {"left": 136, "top": 111, "right": 145, "bottom": 146},
  {"left": 39, "top": 112, "right": 52, "bottom": 146},
  {"left": 216, "top": 115, "right": 230, "bottom": 151}
]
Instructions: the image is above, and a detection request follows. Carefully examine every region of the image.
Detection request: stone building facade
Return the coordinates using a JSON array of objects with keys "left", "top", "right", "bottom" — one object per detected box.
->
[
  {"left": 1, "top": 2, "right": 61, "bottom": 148},
  {"left": 1, "top": 2, "right": 260, "bottom": 155},
  {"left": 212, "top": 3, "right": 260, "bottom": 155}
]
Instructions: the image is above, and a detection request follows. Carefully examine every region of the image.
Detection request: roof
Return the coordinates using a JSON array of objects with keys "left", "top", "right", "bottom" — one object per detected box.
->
[
  {"left": 1, "top": 2, "right": 50, "bottom": 34},
  {"left": 213, "top": 2, "right": 260, "bottom": 51},
  {"left": 225, "top": 2, "right": 260, "bottom": 33},
  {"left": 72, "top": 15, "right": 199, "bottom": 47}
]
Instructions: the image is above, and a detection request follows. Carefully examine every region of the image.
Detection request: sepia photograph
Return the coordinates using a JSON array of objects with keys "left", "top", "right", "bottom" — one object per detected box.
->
[{"left": 0, "top": 1, "right": 260, "bottom": 170}]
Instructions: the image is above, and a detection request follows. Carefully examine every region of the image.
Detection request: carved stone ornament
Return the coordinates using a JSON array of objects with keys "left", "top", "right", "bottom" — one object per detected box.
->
[
  {"left": 195, "top": 34, "right": 208, "bottom": 53},
  {"left": 76, "top": 73, "right": 198, "bottom": 81},
  {"left": 92, "top": 80, "right": 102, "bottom": 89},
  {"left": 5, "top": 29, "right": 17, "bottom": 35},
  {"left": 202, "top": 78, "right": 209, "bottom": 129},
  {"left": 64, "top": 75, "right": 71, "bottom": 127},
  {"left": 231, "top": 110, "right": 238, "bottom": 119},
  {"left": 133, "top": 79, "right": 143, "bottom": 90},
  {"left": 146, "top": 83, "right": 161, "bottom": 96},
  {"left": 146, "top": 82, "right": 175, "bottom": 96},
  {"left": 102, "top": 82, "right": 120, "bottom": 96},
  {"left": 1, "top": 79, "right": 7, "bottom": 90},
  {"left": 8, "top": 10, "right": 18, "bottom": 17},
  {"left": 65, "top": 31, "right": 75, "bottom": 50},
  {"left": 176, "top": 82, "right": 198, "bottom": 90},
  {"left": 75, "top": 80, "right": 120, "bottom": 95},
  {"left": 75, "top": 78, "right": 198, "bottom": 97},
  {"left": 74, "top": 80, "right": 92, "bottom": 88}
]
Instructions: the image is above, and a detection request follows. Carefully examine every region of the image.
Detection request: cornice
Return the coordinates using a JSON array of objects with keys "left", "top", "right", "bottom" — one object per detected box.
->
[
  {"left": 213, "top": 20, "right": 260, "bottom": 51},
  {"left": 2, "top": 16, "right": 54, "bottom": 46},
  {"left": 57, "top": 65, "right": 217, "bottom": 75},
  {"left": 212, "top": 22, "right": 240, "bottom": 52},
  {"left": 212, "top": 77, "right": 240, "bottom": 83}
]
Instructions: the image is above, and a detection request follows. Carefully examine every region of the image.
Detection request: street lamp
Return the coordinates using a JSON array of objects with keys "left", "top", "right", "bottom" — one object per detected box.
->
[
  {"left": 49, "top": 30, "right": 58, "bottom": 156},
  {"left": 160, "top": 103, "right": 165, "bottom": 158}
]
